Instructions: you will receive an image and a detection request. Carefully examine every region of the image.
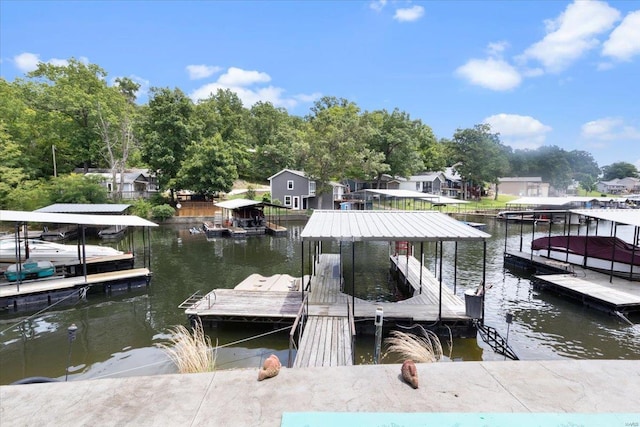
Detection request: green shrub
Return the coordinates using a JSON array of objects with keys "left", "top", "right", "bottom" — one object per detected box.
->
[
  {"left": 245, "top": 185, "right": 256, "bottom": 200},
  {"left": 151, "top": 204, "right": 176, "bottom": 221},
  {"left": 130, "top": 199, "right": 153, "bottom": 219}
]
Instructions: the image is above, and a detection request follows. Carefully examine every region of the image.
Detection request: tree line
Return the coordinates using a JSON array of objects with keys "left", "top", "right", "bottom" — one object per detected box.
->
[{"left": 1, "top": 58, "right": 637, "bottom": 210}]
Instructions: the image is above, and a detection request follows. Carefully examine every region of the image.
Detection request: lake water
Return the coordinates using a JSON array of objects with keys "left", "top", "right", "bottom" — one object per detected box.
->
[{"left": 1, "top": 216, "right": 639, "bottom": 385}]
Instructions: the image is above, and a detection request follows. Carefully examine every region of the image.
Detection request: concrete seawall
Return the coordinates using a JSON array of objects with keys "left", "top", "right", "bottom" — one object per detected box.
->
[{"left": 1, "top": 360, "right": 638, "bottom": 426}]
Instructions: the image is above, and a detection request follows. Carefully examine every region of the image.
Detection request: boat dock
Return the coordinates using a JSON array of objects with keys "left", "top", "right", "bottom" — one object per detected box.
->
[
  {"left": 202, "top": 221, "right": 286, "bottom": 238},
  {"left": 0, "top": 209, "right": 158, "bottom": 312},
  {"left": 182, "top": 274, "right": 303, "bottom": 324},
  {"left": 505, "top": 250, "right": 640, "bottom": 318},
  {"left": 0, "top": 267, "right": 152, "bottom": 311}
]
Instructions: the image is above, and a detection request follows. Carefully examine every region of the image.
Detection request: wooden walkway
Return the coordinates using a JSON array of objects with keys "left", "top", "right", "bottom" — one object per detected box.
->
[
  {"left": 294, "top": 253, "right": 354, "bottom": 368},
  {"left": 390, "top": 254, "right": 468, "bottom": 319}
]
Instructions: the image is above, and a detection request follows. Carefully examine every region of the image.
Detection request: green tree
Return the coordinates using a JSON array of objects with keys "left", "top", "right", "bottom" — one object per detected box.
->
[
  {"left": 176, "top": 134, "right": 238, "bottom": 195},
  {"left": 566, "top": 150, "right": 600, "bottom": 181},
  {"left": 448, "top": 124, "right": 510, "bottom": 200},
  {"left": 578, "top": 175, "right": 597, "bottom": 194},
  {"left": 27, "top": 58, "right": 112, "bottom": 172},
  {"left": 361, "top": 108, "right": 430, "bottom": 187},
  {"left": 302, "top": 97, "right": 385, "bottom": 205},
  {"left": 601, "top": 162, "right": 639, "bottom": 180},
  {"left": 192, "top": 89, "right": 249, "bottom": 178},
  {"left": 48, "top": 174, "right": 109, "bottom": 204},
  {"left": 246, "top": 101, "right": 299, "bottom": 180},
  {"left": 140, "top": 87, "right": 193, "bottom": 200}
]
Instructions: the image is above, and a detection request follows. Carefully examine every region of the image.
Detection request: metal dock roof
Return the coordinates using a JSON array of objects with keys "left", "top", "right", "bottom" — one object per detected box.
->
[
  {"left": 0, "top": 210, "right": 158, "bottom": 227},
  {"left": 300, "top": 210, "right": 490, "bottom": 242},
  {"left": 506, "top": 196, "right": 627, "bottom": 206},
  {"left": 571, "top": 208, "right": 640, "bottom": 228},
  {"left": 35, "top": 203, "right": 131, "bottom": 214},
  {"left": 365, "top": 189, "right": 468, "bottom": 204}
]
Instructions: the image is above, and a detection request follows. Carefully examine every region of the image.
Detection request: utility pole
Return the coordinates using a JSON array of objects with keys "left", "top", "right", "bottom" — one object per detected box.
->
[{"left": 52, "top": 145, "right": 57, "bottom": 177}]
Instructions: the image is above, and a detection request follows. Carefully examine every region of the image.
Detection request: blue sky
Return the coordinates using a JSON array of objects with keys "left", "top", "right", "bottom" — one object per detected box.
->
[{"left": 1, "top": 0, "right": 639, "bottom": 170}]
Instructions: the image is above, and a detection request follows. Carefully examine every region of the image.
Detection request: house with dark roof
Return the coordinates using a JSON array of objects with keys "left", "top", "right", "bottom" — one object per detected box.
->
[
  {"left": 596, "top": 177, "right": 640, "bottom": 195},
  {"left": 268, "top": 169, "right": 345, "bottom": 210},
  {"left": 84, "top": 169, "right": 159, "bottom": 199}
]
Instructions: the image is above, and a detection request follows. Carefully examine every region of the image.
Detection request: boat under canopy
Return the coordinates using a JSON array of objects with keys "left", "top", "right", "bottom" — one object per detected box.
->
[{"left": 532, "top": 235, "right": 640, "bottom": 276}]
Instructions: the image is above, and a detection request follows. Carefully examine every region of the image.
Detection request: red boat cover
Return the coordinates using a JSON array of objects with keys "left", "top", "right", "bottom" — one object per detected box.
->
[{"left": 532, "top": 236, "right": 640, "bottom": 266}]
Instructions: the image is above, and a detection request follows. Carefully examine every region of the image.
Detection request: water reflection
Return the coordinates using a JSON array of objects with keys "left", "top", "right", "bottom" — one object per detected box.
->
[{"left": 1, "top": 216, "right": 639, "bottom": 385}]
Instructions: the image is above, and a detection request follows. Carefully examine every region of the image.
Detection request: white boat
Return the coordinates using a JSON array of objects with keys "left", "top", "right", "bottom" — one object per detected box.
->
[{"left": 0, "top": 239, "right": 123, "bottom": 263}]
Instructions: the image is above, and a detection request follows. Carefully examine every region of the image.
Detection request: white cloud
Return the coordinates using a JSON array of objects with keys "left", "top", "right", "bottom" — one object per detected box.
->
[
  {"left": 48, "top": 58, "right": 69, "bottom": 67},
  {"left": 369, "top": 0, "right": 387, "bottom": 12},
  {"left": 484, "top": 113, "right": 552, "bottom": 150},
  {"left": 581, "top": 117, "right": 640, "bottom": 141},
  {"left": 602, "top": 10, "right": 640, "bottom": 61},
  {"left": 487, "top": 41, "right": 509, "bottom": 56},
  {"left": 186, "top": 64, "right": 222, "bottom": 80},
  {"left": 14, "top": 52, "right": 41, "bottom": 72},
  {"left": 520, "top": 0, "right": 620, "bottom": 73},
  {"left": 393, "top": 5, "right": 424, "bottom": 22},
  {"left": 294, "top": 92, "right": 323, "bottom": 103},
  {"left": 189, "top": 66, "right": 320, "bottom": 109},
  {"left": 456, "top": 58, "right": 522, "bottom": 91},
  {"left": 13, "top": 53, "right": 78, "bottom": 73},
  {"left": 218, "top": 67, "right": 271, "bottom": 86}
]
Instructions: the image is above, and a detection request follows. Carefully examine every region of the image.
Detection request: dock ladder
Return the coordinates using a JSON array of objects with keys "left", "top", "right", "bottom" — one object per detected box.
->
[
  {"left": 179, "top": 291, "right": 206, "bottom": 310},
  {"left": 477, "top": 322, "right": 519, "bottom": 360}
]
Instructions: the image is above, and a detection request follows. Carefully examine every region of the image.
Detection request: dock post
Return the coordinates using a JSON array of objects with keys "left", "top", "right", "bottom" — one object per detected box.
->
[
  {"left": 373, "top": 307, "right": 383, "bottom": 364},
  {"left": 65, "top": 324, "right": 78, "bottom": 382}
]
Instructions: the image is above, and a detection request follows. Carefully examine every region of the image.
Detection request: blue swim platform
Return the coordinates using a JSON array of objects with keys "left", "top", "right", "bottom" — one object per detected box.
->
[{"left": 282, "top": 412, "right": 639, "bottom": 427}]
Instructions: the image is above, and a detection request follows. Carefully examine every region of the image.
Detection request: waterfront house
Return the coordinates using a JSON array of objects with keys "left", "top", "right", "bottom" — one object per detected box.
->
[
  {"left": 398, "top": 172, "right": 447, "bottom": 194},
  {"left": 596, "top": 177, "right": 640, "bottom": 195},
  {"left": 85, "top": 169, "right": 159, "bottom": 200},
  {"left": 498, "top": 176, "right": 549, "bottom": 197},
  {"left": 268, "top": 169, "right": 345, "bottom": 210}
]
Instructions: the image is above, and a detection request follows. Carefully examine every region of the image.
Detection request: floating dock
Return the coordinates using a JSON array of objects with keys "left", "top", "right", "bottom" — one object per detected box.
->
[
  {"left": 182, "top": 274, "right": 302, "bottom": 324},
  {"left": 184, "top": 252, "right": 477, "bottom": 369},
  {"left": 505, "top": 250, "right": 640, "bottom": 319},
  {"left": 0, "top": 267, "right": 152, "bottom": 311}
]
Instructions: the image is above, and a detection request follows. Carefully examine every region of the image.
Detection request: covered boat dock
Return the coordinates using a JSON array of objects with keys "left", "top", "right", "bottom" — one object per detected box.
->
[
  {"left": 213, "top": 199, "right": 288, "bottom": 237},
  {"left": 504, "top": 208, "right": 640, "bottom": 320},
  {"left": 0, "top": 209, "right": 157, "bottom": 311},
  {"left": 299, "top": 210, "right": 491, "bottom": 337}
]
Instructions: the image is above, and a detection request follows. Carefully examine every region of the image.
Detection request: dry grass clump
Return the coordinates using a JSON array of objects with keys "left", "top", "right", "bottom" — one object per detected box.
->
[
  {"left": 159, "top": 323, "right": 217, "bottom": 374},
  {"left": 384, "top": 327, "right": 444, "bottom": 363}
]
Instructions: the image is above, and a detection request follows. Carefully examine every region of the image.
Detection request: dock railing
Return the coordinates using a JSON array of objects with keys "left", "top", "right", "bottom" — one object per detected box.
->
[{"left": 288, "top": 293, "right": 309, "bottom": 368}]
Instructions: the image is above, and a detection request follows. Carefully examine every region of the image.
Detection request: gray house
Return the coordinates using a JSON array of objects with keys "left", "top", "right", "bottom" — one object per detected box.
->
[
  {"left": 85, "top": 169, "right": 159, "bottom": 200},
  {"left": 268, "top": 169, "right": 344, "bottom": 210},
  {"left": 399, "top": 172, "right": 446, "bottom": 194}
]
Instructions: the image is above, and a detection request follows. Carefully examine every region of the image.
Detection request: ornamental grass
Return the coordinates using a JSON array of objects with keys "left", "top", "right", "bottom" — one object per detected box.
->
[
  {"left": 159, "top": 323, "right": 217, "bottom": 374},
  {"left": 383, "top": 327, "right": 445, "bottom": 363}
]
